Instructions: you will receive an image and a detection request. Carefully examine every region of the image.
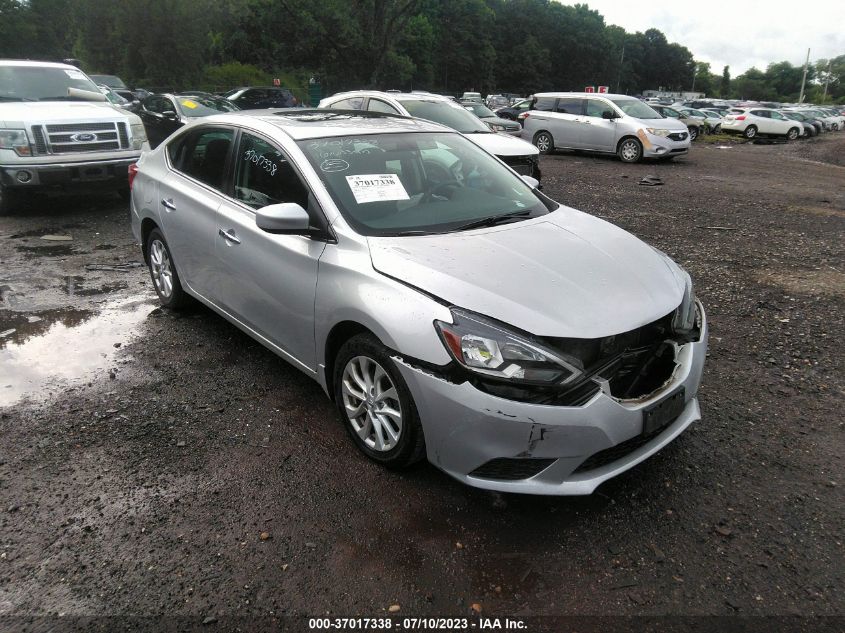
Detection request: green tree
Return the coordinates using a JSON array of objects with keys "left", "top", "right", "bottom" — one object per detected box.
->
[{"left": 720, "top": 65, "right": 731, "bottom": 97}]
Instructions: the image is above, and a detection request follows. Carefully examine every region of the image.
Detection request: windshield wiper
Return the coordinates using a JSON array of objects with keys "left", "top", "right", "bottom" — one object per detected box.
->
[{"left": 452, "top": 209, "right": 533, "bottom": 232}]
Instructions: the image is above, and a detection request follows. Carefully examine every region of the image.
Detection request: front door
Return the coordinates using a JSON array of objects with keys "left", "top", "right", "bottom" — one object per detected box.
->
[
  {"left": 215, "top": 131, "right": 326, "bottom": 371},
  {"left": 581, "top": 98, "right": 618, "bottom": 152}
]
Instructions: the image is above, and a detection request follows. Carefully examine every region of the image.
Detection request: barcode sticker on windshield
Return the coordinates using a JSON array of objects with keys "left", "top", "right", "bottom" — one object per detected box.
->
[
  {"left": 346, "top": 174, "right": 409, "bottom": 204},
  {"left": 64, "top": 69, "right": 86, "bottom": 80}
]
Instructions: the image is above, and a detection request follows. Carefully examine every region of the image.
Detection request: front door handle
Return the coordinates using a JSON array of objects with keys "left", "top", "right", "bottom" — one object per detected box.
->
[
  {"left": 218, "top": 228, "right": 241, "bottom": 245},
  {"left": 161, "top": 198, "right": 176, "bottom": 210}
]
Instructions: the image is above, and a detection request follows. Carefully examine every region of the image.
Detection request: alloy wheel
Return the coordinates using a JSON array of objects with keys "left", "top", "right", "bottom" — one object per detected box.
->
[
  {"left": 149, "top": 239, "right": 174, "bottom": 299},
  {"left": 341, "top": 356, "right": 403, "bottom": 452},
  {"left": 619, "top": 139, "right": 641, "bottom": 162},
  {"left": 534, "top": 133, "right": 552, "bottom": 153}
]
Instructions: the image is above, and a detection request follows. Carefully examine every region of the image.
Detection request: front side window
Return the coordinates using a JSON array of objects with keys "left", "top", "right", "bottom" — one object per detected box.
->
[
  {"left": 609, "top": 98, "right": 663, "bottom": 120},
  {"left": 298, "top": 132, "right": 552, "bottom": 236},
  {"left": 584, "top": 99, "right": 610, "bottom": 118},
  {"left": 234, "top": 133, "right": 309, "bottom": 210},
  {"left": 169, "top": 128, "right": 234, "bottom": 192}
]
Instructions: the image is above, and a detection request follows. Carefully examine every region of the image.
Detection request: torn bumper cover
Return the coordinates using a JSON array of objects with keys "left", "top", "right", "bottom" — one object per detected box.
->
[{"left": 395, "top": 302, "right": 708, "bottom": 495}]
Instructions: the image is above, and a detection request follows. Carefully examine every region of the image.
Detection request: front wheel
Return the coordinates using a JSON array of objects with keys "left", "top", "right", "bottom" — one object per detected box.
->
[
  {"left": 617, "top": 137, "right": 643, "bottom": 163},
  {"left": 532, "top": 131, "right": 553, "bottom": 154},
  {"left": 786, "top": 127, "right": 800, "bottom": 141},
  {"left": 687, "top": 126, "right": 698, "bottom": 141},
  {"left": 145, "top": 228, "right": 191, "bottom": 309},
  {"left": 334, "top": 334, "right": 425, "bottom": 469},
  {"left": 744, "top": 125, "right": 758, "bottom": 139}
]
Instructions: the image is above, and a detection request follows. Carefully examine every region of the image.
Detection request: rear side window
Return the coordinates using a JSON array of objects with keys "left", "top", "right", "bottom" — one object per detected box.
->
[
  {"left": 555, "top": 98, "right": 583, "bottom": 115},
  {"left": 750, "top": 110, "right": 769, "bottom": 118},
  {"left": 169, "top": 127, "right": 234, "bottom": 192},
  {"left": 234, "top": 133, "right": 309, "bottom": 210},
  {"left": 330, "top": 97, "right": 364, "bottom": 110},
  {"left": 532, "top": 97, "right": 556, "bottom": 111}
]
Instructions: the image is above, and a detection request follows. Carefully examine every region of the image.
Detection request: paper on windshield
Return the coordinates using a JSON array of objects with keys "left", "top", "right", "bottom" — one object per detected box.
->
[
  {"left": 64, "top": 69, "right": 86, "bottom": 80},
  {"left": 345, "top": 174, "right": 409, "bottom": 204}
]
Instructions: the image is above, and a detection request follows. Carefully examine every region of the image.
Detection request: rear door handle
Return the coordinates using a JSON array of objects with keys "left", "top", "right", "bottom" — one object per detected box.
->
[
  {"left": 161, "top": 198, "right": 176, "bottom": 210},
  {"left": 218, "top": 228, "right": 241, "bottom": 245}
]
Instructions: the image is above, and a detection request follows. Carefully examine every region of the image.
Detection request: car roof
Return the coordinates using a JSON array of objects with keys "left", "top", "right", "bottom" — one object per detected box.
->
[
  {"left": 532, "top": 92, "right": 632, "bottom": 99},
  {"left": 327, "top": 90, "right": 454, "bottom": 104},
  {"left": 198, "top": 109, "right": 452, "bottom": 140},
  {"left": 0, "top": 59, "right": 80, "bottom": 70}
]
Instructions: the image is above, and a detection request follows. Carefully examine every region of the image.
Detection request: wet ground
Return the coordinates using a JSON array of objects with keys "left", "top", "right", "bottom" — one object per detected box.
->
[{"left": 0, "top": 136, "right": 843, "bottom": 631}]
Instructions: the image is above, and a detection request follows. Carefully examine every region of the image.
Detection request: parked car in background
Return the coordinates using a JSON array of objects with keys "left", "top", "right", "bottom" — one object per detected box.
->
[
  {"left": 98, "top": 85, "right": 139, "bottom": 113},
  {"left": 650, "top": 105, "right": 705, "bottom": 141},
  {"left": 721, "top": 108, "right": 801, "bottom": 140},
  {"left": 461, "top": 91, "right": 483, "bottom": 103},
  {"left": 130, "top": 108, "right": 707, "bottom": 495},
  {"left": 679, "top": 107, "right": 722, "bottom": 134},
  {"left": 138, "top": 93, "right": 240, "bottom": 148},
  {"left": 461, "top": 102, "right": 521, "bottom": 134},
  {"left": 319, "top": 91, "right": 541, "bottom": 181},
  {"left": 224, "top": 86, "right": 298, "bottom": 109},
  {"left": 495, "top": 98, "right": 532, "bottom": 122},
  {"left": 780, "top": 111, "right": 817, "bottom": 137},
  {"left": 485, "top": 94, "right": 510, "bottom": 110},
  {"left": 0, "top": 60, "right": 147, "bottom": 214},
  {"left": 89, "top": 73, "right": 149, "bottom": 101},
  {"left": 521, "top": 92, "right": 690, "bottom": 162}
]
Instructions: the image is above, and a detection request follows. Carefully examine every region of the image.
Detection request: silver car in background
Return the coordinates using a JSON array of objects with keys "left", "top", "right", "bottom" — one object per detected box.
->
[
  {"left": 130, "top": 109, "right": 707, "bottom": 495},
  {"left": 521, "top": 92, "right": 691, "bottom": 162}
]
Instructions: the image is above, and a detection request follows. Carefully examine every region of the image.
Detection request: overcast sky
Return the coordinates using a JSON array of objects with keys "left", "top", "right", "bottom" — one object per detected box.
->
[{"left": 576, "top": 0, "right": 845, "bottom": 75}]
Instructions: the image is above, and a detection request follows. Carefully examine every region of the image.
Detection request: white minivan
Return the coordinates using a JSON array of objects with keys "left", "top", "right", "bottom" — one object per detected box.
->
[{"left": 521, "top": 92, "right": 691, "bottom": 163}]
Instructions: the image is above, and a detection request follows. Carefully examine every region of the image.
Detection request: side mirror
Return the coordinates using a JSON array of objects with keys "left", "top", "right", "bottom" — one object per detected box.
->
[
  {"left": 256, "top": 203, "right": 311, "bottom": 234},
  {"left": 520, "top": 175, "right": 540, "bottom": 189},
  {"left": 601, "top": 110, "right": 616, "bottom": 120}
]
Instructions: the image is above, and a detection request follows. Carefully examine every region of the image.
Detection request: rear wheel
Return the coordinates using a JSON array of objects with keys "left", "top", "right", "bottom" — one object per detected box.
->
[
  {"left": 617, "top": 137, "right": 643, "bottom": 163},
  {"left": 744, "top": 125, "right": 758, "bottom": 139},
  {"left": 145, "top": 228, "right": 190, "bottom": 309},
  {"left": 532, "top": 131, "right": 553, "bottom": 154},
  {"left": 334, "top": 334, "right": 426, "bottom": 469},
  {"left": 786, "top": 127, "right": 800, "bottom": 141}
]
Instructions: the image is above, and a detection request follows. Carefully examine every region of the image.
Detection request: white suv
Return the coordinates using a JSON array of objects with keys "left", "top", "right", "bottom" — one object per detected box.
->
[
  {"left": 721, "top": 108, "right": 801, "bottom": 140},
  {"left": 318, "top": 91, "right": 541, "bottom": 182},
  {"left": 0, "top": 60, "right": 148, "bottom": 215}
]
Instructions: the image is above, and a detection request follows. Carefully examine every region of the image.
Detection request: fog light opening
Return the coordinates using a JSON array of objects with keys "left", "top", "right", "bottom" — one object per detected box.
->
[{"left": 16, "top": 170, "right": 32, "bottom": 183}]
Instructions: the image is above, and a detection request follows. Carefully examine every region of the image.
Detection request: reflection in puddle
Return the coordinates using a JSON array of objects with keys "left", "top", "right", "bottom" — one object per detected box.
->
[
  {"left": 0, "top": 297, "right": 156, "bottom": 407},
  {"left": 60, "top": 276, "right": 128, "bottom": 297}
]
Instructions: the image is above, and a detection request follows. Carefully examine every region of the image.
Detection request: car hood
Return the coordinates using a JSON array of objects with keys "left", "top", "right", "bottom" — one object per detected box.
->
[
  {"left": 464, "top": 130, "right": 539, "bottom": 157},
  {"left": 367, "top": 207, "right": 685, "bottom": 338},
  {"left": 634, "top": 116, "right": 689, "bottom": 131},
  {"left": 0, "top": 101, "right": 130, "bottom": 127}
]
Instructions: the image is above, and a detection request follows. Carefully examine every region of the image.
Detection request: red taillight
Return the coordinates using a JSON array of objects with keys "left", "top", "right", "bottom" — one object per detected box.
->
[
  {"left": 735, "top": 115, "right": 746, "bottom": 121},
  {"left": 128, "top": 162, "right": 139, "bottom": 189},
  {"left": 519, "top": 112, "right": 529, "bottom": 119}
]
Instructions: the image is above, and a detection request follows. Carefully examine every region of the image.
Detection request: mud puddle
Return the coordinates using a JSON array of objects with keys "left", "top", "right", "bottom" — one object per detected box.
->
[{"left": 0, "top": 296, "right": 156, "bottom": 407}]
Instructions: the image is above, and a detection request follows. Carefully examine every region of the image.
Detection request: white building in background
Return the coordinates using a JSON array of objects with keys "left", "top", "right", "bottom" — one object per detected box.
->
[{"left": 642, "top": 89, "right": 705, "bottom": 100}]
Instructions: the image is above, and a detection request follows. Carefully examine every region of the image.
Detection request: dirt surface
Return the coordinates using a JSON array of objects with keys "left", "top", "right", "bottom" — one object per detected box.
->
[{"left": 1, "top": 134, "right": 843, "bottom": 631}]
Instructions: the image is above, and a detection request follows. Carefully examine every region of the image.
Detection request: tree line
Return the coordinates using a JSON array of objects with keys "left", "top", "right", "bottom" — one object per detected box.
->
[{"left": 1, "top": 0, "right": 841, "bottom": 103}]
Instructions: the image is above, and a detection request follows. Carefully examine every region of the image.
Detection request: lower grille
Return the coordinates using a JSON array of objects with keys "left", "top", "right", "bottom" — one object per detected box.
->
[
  {"left": 668, "top": 132, "right": 688, "bottom": 141},
  {"left": 501, "top": 155, "right": 539, "bottom": 178},
  {"left": 469, "top": 458, "right": 556, "bottom": 481},
  {"left": 572, "top": 416, "right": 678, "bottom": 474}
]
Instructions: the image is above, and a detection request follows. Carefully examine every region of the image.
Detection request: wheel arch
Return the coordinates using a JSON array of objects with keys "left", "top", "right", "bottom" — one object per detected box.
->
[
  {"left": 140, "top": 217, "right": 160, "bottom": 264},
  {"left": 323, "top": 320, "right": 378, "bottom": 400}
]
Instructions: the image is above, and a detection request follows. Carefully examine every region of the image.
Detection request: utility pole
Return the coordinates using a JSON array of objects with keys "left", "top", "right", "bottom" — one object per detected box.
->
[
  {"left": 615, "top": 42, "right": 625, "bottom": 93},
  {"left": 690, "top": 64, "right": 697, "bottom": 92},
  {"left": 822, "top": 59, "right": 832, "bottom": 102},
  {"left": 798, "top": 48, "right": 810, "bottom": 103}
]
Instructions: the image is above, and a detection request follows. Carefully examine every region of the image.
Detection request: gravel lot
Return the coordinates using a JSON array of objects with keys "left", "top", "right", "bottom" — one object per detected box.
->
[{"left": 1, "top": 134, "right": 843, "bottom": 631}]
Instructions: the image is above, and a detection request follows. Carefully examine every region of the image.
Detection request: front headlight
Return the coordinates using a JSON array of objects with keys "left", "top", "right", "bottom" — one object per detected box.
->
[
  {"left": 435, "top": 309, "right": 583, "bottom": 385},
  {"left": 130, "top": 122, "right": 147, "bottom": 149},
  {"left": 671, "top": 268, "right": 697, "bottom": 333},
  {"left": 0, "top": 129, "right": 33, "bottom": 156},
  {"left": 645, "top": 128, "right": 672, "bottom": 137},
  {"left": 487, "top": 121, "right": 506, "bottom": 132}
]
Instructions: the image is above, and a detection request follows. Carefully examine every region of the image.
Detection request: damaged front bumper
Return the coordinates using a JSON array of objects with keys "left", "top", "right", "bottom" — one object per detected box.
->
[{"left": 395, "top": 302, "right": 708, "bottom": 495}]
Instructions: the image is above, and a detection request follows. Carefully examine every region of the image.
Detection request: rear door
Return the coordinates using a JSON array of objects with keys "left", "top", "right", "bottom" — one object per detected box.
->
[
  {"left": 158, "top": 126, "right": 235, "bottom": 298},
  {"left": 215, "top": 130, "right": 327, "bottom": 370}
]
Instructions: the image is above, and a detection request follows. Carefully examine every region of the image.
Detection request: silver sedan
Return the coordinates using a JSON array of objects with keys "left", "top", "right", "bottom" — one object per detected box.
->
[{"left": 130, "top": 109, "right": 707, "bottom": 495}]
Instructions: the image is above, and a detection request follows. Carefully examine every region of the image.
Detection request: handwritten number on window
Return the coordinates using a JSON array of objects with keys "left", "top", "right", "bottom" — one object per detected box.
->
[{"left": 244, "top": 149, "right": 278, "bottom": 176}]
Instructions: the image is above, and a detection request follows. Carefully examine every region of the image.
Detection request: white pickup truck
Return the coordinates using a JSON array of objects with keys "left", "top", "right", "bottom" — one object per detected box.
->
[{"left": 0, "top": 60, "right": 149, "bottom": 215}]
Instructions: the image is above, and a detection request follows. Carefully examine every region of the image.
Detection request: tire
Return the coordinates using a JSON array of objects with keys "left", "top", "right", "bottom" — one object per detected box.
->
[
  {"left": 687, "top": 126, "right": 698, "bottom": 141},
  {"left": 713, "top": 124, "right": 721, "bottom": 135},
  {"left": 0, "top": 184, "right": 17, "bottom": 216},
  {"left": 786, "top": 127, "right": 800, "bottom": 141},
  {"left": 743, "top": 125, "right": 757, "bottom": 139},
  {"left": 333, "top": 333, "right": 426, "bottom": 469},
  {"left": 145, "top": 228, "right": 191, "bottom": 309},
  {"left": 617, "top": 137, "right": 643, "bottom": 163},
  {"left": 532, "top": 131, "right": 553, "bottom": 154}
]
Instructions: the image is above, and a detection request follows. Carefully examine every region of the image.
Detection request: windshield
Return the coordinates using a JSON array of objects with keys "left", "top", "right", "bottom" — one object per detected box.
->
[
  {"left": 0, "top": 65, "right": 102, "bottom": 101},
  {"left": 400, "top": 100, "right": 489, "bottom": 133},
  {"left": 463, "top": 103, "right": 496, "bottom": 118},
  {"left": 298, "top": 132, "right": 551, "bottom": 236},
  {"left": 176, "top": 95, "right": 240, "bottom": 117},
  {"left": 607, "top": 98, "right": 662, "bottom": 120}
]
